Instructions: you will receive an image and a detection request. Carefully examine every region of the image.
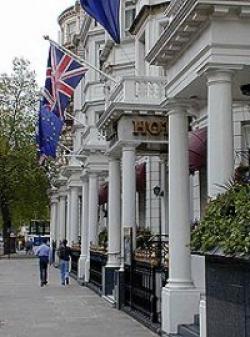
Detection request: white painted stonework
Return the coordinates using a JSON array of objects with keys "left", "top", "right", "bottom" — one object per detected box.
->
[{"left": 48, "top": 1, "right": 250, "bottom": 336}]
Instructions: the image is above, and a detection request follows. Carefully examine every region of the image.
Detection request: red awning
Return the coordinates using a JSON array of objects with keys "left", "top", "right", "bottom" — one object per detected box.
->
[
  {"left": 136, "top": 162, "right": 146, "bottom": 192},
  {"left": 98, "top": 162, "right": 146, "bottom": 205},
  {"left": 189, "top": 128, "right": 207, "bottom": 172},
  {"left": 99, "top": 182, "right": 108, "bottom": 205}
]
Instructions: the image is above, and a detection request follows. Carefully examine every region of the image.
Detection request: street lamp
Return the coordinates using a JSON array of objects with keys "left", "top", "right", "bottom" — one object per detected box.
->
[
  {"left": 153, "top": 185, "right": 165, "bottom": 261},
  {"left": 153, "top": 185, "right": 164, "bottom": 197}
]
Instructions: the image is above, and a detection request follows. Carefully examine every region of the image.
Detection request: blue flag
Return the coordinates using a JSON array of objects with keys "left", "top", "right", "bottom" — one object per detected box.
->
[
  {"left": 36, "top": 104, "right": 63, "bottom": 160},
  {"left": 80, "top": 0, "right": 120, "bottom": 44}
]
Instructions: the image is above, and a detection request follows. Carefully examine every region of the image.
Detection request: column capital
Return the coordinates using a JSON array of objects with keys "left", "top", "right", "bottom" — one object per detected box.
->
[
  {"left": 58, "top": 186, "right": 68, "bottom": 198},
  {"left": 88, "top": 172, "right": 98, "bottom": 179},
  {"left": 50, "top": 195, "right": 59, "bottom": 204},
  {"left": 108, "top": 155, "right": 121, "bottom": 163},
  {"left": 198, "top": 64, "right": 241, "bottom": 81},
  {"left": 122, "top": 144, "right": 137, "bottom": 152},
  {"left": 206, "top": 69, "right": 234, "bottom": 86},
  {"left": 59, "top": 192, "right": 67, "bottom": 199},
  {"left": 80, "top": 174, "right": 89, "bottom": 183},
  {"left": 165, "top": 99, "right": 191, "bottom": 116}
]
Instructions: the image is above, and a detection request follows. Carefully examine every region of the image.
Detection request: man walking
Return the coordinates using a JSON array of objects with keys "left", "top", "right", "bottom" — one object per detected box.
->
[
  {"left": 35, "top": 238, "right": 51, "bottom": 287},
  {"left": 58, "top": 239, "right": 71, "bottom": 285}
]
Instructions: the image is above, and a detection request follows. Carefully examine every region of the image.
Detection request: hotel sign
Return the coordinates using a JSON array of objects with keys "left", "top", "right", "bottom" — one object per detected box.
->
[{"left": 132, "top": 118, "right": 167, "bottom": 137}]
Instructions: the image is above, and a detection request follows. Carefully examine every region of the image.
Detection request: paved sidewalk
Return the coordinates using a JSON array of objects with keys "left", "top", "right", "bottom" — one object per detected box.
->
[{"left": 0, "top": 258, "right": 157, "bottom": 337}]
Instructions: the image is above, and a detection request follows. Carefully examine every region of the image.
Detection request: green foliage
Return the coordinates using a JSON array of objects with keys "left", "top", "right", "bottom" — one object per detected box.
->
[
  {"left": 136, "top": 227, "right": 152, "bottom": 249},
  {"left": 191, "top": 180, "right": 250, "bottom": 256},
  {"left": 0, "top": 58, "right": 50, "bottom": 231},
  {"left": 98, "top": 228, "right": 108, "bottom": 247}
]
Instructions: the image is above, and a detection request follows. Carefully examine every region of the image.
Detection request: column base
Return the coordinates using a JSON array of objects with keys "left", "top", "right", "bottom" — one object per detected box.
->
[
  {"left": 84, "top": 258, "right": 90, "bottom": 283},
  {"left": 161, "top": 285, "right": 200, "bottom": 335},
  {"left": 78, "top": 255, "right": 87, "bottom": 280}
]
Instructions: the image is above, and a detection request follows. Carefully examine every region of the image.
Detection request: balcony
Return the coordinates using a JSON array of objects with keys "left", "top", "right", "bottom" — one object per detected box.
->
[
  {"left": 98, "top": 76, "right": 167, "bottom": 129},
  {"left": 110, "top": 76, "right": 166, "bottom": 104}
]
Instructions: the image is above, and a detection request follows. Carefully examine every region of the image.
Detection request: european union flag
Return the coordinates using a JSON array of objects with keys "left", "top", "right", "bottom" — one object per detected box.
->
[
  {"left": 36, "top": 104, "right": 63, "bottom": 159},
  {"left": 80, "top": 0, "right": 120, "bottom": 44}
]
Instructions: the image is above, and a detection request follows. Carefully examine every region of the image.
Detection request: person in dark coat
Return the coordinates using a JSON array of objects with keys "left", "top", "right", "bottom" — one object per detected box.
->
[{"left": 58, "top": 239, "right": 72, "bottom": 285}]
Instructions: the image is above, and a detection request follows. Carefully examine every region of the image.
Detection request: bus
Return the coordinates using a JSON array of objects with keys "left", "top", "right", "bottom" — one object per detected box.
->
[{"left": 28, "top": 220, "right": 50, "bottom": 246}]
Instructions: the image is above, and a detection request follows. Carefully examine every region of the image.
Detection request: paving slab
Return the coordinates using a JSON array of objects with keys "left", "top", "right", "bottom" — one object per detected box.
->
[{"left": 0, "top": 258, "right": 157, "bottom": 337}]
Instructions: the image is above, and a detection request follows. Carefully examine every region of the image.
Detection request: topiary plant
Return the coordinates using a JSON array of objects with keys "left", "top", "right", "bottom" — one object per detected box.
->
[{"left": 191, "top": 168, "right": 250, "bottom": 256}]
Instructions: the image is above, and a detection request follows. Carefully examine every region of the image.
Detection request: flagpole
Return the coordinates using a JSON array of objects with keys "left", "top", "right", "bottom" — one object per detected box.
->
[
  {"left": 58, "top": 143, "right": 72, "bottom": 153},
  {"left": 65, "top": 112, "right": 85, "bottom": 127},
  {"left": 43, "top": 35, "right": 118, "bottom": 84}
]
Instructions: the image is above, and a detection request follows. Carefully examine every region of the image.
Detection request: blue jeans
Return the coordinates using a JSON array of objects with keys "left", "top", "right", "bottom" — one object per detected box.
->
[{"left": 60, "top": 259, "right": 69, "bottom": 284}]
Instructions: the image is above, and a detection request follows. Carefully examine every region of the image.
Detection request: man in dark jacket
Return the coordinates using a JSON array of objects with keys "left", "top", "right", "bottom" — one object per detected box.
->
[{"left": 58, "top": 239, "right": 71, "bottom": 285}]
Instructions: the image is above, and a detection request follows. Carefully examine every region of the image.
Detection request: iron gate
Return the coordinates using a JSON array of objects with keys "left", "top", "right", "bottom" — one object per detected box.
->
[{"left": 124, "top": 235, "right": 168, "bottom": 324}]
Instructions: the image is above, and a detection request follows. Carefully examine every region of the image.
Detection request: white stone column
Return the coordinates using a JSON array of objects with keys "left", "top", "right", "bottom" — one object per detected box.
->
[
  {"left": 107, "top": 158, "right": 121, "bottom": 268},
  {"left": 160, "top": 158, "right": 168, "bottom": 236},
  {"left": 168, "top": 106, "right": 192, "bottom": 287},
  {"left": 207, "top": 70, "right": 234, "bottom": 198},
  {"left": 79, "top": 178, "right": 89, "bottom": 279},
  {"left": 70, "top": 186, "right": 80, "bottom": 245},
  {"left": 88, "top": 174, "right": 99, "bottom": 245},
  {"left": 85, "top": 173, "right": 98, "bottom": 282},
  {"left": 66, "top": 191, "right": 71, "bottom": 242},
  {"left": 162, "top": 103, "right": 200, "bottom": 335},
  {"left": 50, "top": 194, "right": 58, "bottom": 246},
  {"left": 121, "top": 146, "right": 136, "bottom": 270},
  {"left": 59, "top": 194, "right": 66, "bottom": 242}
]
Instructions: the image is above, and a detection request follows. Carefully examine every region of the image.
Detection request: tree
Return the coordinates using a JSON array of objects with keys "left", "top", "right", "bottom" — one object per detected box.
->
[{"left": 0, "top": 58, "right": 50, "bottom": 236}]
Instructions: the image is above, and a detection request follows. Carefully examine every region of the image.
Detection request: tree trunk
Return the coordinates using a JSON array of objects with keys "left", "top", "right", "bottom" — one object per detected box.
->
[{"left": 0, "top": 192, "right": 11, "bottom": 238}]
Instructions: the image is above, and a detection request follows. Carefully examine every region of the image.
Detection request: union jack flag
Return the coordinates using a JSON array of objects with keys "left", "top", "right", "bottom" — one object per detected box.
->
[{"left": 42, "top": 43, "right": 88, "bottom": 119}]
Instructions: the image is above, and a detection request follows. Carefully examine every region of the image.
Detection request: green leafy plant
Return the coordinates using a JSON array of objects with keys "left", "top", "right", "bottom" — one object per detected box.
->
[
  {"left": 98, "top": 228, "right": 108, "bottom": 248},
  {"left": 191, "top": 167, "right": 250, "bottom": 256},
  {"left": 136, "top": 227, "right": 152, "bottom": 249}
]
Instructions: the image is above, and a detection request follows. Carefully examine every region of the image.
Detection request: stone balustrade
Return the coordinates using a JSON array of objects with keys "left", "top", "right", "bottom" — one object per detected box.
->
[{"left": 108, "top": 76, "right": 167, "bottom": 107}]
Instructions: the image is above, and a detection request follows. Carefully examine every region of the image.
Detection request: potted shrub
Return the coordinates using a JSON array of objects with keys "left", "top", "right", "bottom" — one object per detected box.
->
[{"left": 191, "top": 165, "right": 250, "bottom": 337}]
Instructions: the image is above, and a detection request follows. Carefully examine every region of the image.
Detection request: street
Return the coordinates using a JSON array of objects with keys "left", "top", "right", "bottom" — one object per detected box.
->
[{"left": 0, "top": 258, "right": 157, "bottom": 337}]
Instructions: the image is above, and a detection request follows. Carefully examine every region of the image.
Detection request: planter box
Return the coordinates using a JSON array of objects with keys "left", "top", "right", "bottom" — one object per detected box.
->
[{"left": 206, "top": 254, "right": 250, "bottom": 337}]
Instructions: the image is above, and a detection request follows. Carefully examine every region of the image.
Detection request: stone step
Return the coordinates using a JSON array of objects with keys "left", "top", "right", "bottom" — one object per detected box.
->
[
  {"left": 102, "top": 294, "right": 116, "bottom": 307},
  {"left": 178, "top": 324, "right": 200, "bottom": 337}
]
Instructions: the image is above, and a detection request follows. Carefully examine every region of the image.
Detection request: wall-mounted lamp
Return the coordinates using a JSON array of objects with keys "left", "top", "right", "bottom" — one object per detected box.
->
[
  {"left": 240, "top": 84, "right": 250, "bottom": 96},
  {"left": 153, "top": 185, "right": 164, "bottom": 197}
]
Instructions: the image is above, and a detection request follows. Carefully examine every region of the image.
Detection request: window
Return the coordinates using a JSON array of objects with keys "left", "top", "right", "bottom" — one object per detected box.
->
[
  {"left": 124, "top": 1, "right": 136, "bottom": 37},
  {"left": 95, "top": 42, "right": 105, "bottom": 80},
  {"left": 66, "top": 21, "right": 76, "bottom": 43}
]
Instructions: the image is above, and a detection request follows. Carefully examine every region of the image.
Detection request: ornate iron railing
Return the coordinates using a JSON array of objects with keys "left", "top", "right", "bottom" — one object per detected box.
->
[
  {"left": 123, "top": 235, "right": 169, "bottom": 325},
  {"left": 89, "top": 250, "right": 107, "bottom": 292},
  {"left": 70, "top": 248, "right": 80, "bottom": 277}
]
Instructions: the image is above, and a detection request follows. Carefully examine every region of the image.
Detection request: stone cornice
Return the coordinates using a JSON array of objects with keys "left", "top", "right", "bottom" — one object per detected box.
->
[
  {"left": 97, "top": 101, "right": 166, "bottom": 131},
  {"left": 53, "top": 175, "right": 67, "bottom": 188},
  {"left": 129, "top": 3, "right": 169, "bottom": 36},
  {"left": 146, "top": 0, "right": 250, "bottom": 67},
  {"left": 60, "top": 164, "right": 82, "bottom": 179},
  {"left": 58, "top": 6, "right": 76, "bottom": 25},
  {"left": 79, "top": 144, "right": 107, "bottom": 156}
]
